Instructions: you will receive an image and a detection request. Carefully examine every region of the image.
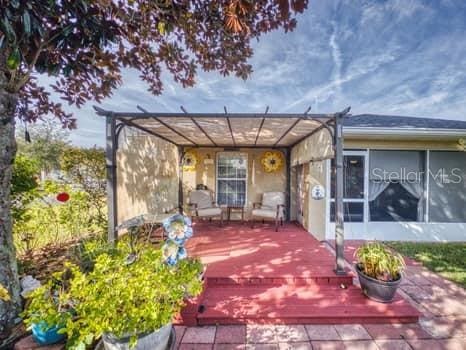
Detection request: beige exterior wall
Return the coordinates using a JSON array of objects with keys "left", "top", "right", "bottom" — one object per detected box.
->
[
  {"left": 306, "top": 161, "right": 328, "bottom": 240},
  {"left": 290, "top": 128, "right": 333, "bottom": 239},
  {"left": 291, "top": 128, "right": 333, "bottom": 165},
  {"left": 182, "top": 148, "right": 286, "bottom": 217},
  {"left": 116, "top": 133, "right": 179, "bottom": 224},
  {"left": 344, "top": 138, "right": 460, "bottom": 150}
]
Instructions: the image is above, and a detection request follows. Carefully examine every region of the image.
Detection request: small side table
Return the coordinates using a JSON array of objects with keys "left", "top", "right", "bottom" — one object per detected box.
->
[{"left": 227, "top": 205, "right": 245, "bottom": 222}]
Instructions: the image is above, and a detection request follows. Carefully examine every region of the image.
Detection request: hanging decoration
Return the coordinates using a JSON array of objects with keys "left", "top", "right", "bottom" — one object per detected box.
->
[
  {"left": 161, "top": 214, "right": 193, "bottom": 266},
  {"left": 261, "top": 151, "right": 285, "bottom": 173},
  {"left": 182, "top": 150, "right": 199, "bottom": 172},
  {"left": 56, "top": 192, "right": 70, "bottom": 203}
]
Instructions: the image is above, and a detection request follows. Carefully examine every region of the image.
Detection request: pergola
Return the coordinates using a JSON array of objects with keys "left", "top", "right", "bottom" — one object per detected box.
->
[{"left": 94, "top": 105, "right": 350, "bottom": 275}]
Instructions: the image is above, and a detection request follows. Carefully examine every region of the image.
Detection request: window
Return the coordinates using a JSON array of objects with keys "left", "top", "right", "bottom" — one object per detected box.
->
[
  {"left": 369, "top": 150, "right": 425, "bottom": 222},
  {"left": 330, "top": 202, "right": 364, "bottom": 222},
  {"left": 330, "top": 153, "right": 366, "bottom": 222},
  {"left": 428, "top": 151, "right": 466, "bottom": 223},
  {"left": 216, "top": 153, "right": 247, "bottom": 206}
]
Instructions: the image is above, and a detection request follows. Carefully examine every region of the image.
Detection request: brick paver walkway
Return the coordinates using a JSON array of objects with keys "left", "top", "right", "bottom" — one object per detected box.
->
[{"left": 174, "top": 240, "right": 466, "bottom": 349}]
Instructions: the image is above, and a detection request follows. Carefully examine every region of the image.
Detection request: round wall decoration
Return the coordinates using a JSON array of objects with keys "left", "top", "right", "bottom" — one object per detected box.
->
[
  {"left": 261, "top": 151, "right": 285, "bottom": 173},
  {"left": 311, "top": 185, "right": 325, "bottom": 200},
  {"left": 182, "top": 150, "right": 199, "bottom": 171}
]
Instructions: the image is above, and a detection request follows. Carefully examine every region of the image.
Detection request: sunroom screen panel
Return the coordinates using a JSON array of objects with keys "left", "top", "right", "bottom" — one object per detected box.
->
[{"left": 428, "top": 151, "right": 466, "bottom": 223}]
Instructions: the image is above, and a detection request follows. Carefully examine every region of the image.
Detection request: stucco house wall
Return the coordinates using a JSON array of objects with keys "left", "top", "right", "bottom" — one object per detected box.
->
[
  {"left": 116, "top": 132, "right": 179, "bottom": 224},
  {"left": 344, "top": 138, "right": 461, "bottom": 151},
  {"left": 289, "top": 128, "right": 333, "bottom": 239},
  {"left": 306, "top": 161, "right": 328, "bottom": 241},
  {"left": 182, "top": 148, "right": 287, "bottom": 218}
]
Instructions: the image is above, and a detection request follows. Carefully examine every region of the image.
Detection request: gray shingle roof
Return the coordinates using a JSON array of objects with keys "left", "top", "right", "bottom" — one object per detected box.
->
[{"left": 345, "top": 114, "right": 466, "bottom": 130}]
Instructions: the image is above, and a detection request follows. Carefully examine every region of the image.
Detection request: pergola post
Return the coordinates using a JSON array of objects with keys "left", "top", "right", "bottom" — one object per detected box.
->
[
  {"left": 334, "top": 113, "right": 346, "bottom": 275},
  {"left": 285, "top": 148, "right": 291, "bottom": 222},
  {"left": 178, "top": 146, "right": 184, "bottom": 214},
  {"left": 106, "top": 114, "right": 118, "bottom": 244}
]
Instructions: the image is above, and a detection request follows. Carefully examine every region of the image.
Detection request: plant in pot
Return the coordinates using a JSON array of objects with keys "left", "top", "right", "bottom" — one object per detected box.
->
[
  {"left": 21, "top": 268, "right": 75, "bottom": 346},
  {"left": 65, "top": 240, "right": 203, "bottom": 350},
  {"left": 355, "top": 242, "right": 406, "bottom": 303}
]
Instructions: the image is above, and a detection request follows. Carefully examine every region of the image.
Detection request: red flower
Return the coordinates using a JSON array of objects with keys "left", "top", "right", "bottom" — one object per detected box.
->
[{"left": 56, "top": 192, "right": 70, "bottom": 202}]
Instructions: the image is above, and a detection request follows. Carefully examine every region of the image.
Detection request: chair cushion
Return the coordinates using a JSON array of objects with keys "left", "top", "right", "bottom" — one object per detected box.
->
[
  {"left": 262, "top": 192, "right": 285, "bottom": 210},
  {"left": 197, "top": 207, "right": 223, "bottom": 217},
  {"left": 189, "top": 190, "right": 213, "bottom": 209},
  {"left": 251, "top": 208, "right": 277, "bottom": 219}
]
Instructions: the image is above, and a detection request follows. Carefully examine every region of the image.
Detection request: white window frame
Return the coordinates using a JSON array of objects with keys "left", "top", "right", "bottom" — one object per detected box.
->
[
  {"left": 327, "top": 150, "right": 369, "bottom": 223},
  {"left": 215, "top": 152, "right": 248, "bottom": 206}
]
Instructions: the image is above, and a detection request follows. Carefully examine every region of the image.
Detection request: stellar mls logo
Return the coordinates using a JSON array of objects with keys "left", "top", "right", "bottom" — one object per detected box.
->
[
  {"left": 371, "top": 168, "right": 463, "bottom": 184},
  {"left": 429, "top": 168, "right": 463, "bottom": 184}
]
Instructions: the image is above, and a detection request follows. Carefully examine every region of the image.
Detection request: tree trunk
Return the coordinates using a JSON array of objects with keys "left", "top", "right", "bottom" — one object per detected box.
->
[{"left": 0, "top": 71, "right": 20, "bottom": 336}]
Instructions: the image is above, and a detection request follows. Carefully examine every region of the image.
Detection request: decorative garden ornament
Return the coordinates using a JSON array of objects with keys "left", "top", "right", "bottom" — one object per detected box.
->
[
  {"left": 162, "top": 240, "right": 182, "bottom": 266},
  {"left": 56, "top": 192, "right": 70, "bottom": 202},
  {"left": 163, "top": 214, "right": 193, "bottom": 246},
  {"left": 161, "top": 214, "right": 193, "bottom": 266},
  {"left": 261, "top": 151, "right": 284, "bottom": 173}
]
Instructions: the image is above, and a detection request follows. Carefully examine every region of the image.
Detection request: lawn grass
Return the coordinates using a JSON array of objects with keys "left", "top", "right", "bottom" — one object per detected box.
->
[{"left": 385, "top": 241, "right": 466, "bottom": 288}]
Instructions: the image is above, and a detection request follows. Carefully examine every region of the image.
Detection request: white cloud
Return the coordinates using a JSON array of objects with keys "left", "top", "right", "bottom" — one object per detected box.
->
[{"left": 33, "top": 0, "right": 466, "bottom": 146}]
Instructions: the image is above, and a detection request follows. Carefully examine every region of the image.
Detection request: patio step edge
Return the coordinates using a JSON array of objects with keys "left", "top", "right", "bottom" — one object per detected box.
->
[{"left": 205, "top": 275, "right": 354, "bottom": 287}]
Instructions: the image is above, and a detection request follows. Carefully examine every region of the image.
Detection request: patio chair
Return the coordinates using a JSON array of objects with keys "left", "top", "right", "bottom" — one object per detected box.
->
[
  {"left": 188, "top": 190, "right": 223, "bottom": 225},
  {"left": 251, "top": 191, "right": 285, "bottom": 231}
]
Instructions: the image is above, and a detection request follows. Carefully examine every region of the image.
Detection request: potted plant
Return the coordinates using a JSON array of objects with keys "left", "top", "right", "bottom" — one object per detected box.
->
[
  {"left": 65, "top": 241, "right": 203, "bottom": 350},
  {"left": 21, "top": 269, "right": 75, "bottom": 346},
  {"left": 355, "top": 242, "right": 406, "bottom": 303}
]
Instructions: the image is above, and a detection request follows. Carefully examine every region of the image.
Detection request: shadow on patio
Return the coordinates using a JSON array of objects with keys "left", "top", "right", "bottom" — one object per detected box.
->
[{"left": 180, "top": 222, "right": 420, "bottom": 325}]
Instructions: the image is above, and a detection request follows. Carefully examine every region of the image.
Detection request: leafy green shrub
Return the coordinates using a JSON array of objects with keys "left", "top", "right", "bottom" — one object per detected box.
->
[
  {"left": 11, "top": 154, "right": 40, "bottom": 223},
  {"left": 14, "top": 180, "right": 106, "bottom": 254},
  {"left": 355, "top": 242, "right": 405, "bottom": 281},
  {"left": 69, "top": 234, "right": 115, "bottom": 272},
  {"left": 64, "top": 242, "right": 203, "bottom": 349},
  {"left": 21, "top": 268, "right": 75, "bottom": 332}
]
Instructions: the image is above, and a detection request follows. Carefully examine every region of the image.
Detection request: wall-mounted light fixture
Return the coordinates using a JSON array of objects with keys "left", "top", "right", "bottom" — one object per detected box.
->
[{"left": 204, "top": 153, "right": 214, "bottom": 165}]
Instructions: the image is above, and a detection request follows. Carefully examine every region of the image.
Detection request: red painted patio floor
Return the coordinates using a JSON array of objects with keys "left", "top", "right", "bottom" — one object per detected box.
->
[{"left": 179, "top": 222, "right": 420, "bottom": 325}]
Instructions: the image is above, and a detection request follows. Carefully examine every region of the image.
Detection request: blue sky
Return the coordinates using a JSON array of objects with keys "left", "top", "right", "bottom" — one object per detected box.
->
[{"left": 45, "top": 0, "right": 466, "bottom": 147}]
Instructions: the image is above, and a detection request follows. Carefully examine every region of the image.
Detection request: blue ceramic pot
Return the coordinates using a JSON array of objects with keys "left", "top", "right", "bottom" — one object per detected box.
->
[{"left": 32, "top": 322, "right": 66, "bottom": 346}]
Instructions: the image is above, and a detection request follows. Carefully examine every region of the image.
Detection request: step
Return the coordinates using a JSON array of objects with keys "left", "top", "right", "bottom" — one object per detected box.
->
[
  {"left": 205, "top": 275, "right": 354, "bottom": 287},
  {"left": 196, "top": 284, "right": 420, "bottom": 325}
]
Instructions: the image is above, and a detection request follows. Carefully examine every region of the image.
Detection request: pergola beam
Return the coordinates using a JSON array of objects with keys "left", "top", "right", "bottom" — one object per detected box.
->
[
  {"left": 273, "top": 118, "right": 301, "bottom": 147},
  {"left": 120, "top": 118, "right": 180, "bottom": 146},
  {"left": 254, "top": 118, "right": 266, "bottom": 146},
  {"left": 224, "top": 106, "right": 236, "bottom": 147},
  {"left": 94, "top": 107, "right": 335, "bottom": 120},
  {"left": 180, "top": 106, "right": 218, "bottom": 147},
  {"left": 254, "top": 107, "right": 269, "bottom": 146},
  {"left": 137, "top": 105, "right": 198, "bottom": 146}
]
